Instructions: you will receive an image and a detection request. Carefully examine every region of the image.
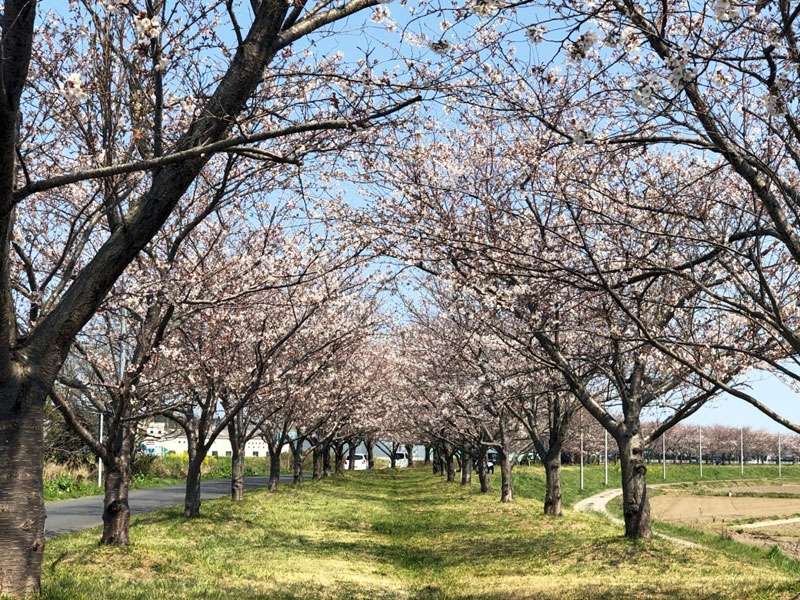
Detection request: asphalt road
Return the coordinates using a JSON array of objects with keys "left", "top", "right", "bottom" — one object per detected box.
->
[{"left": 45, "top": 475, "right": 291, "bottom": 538}]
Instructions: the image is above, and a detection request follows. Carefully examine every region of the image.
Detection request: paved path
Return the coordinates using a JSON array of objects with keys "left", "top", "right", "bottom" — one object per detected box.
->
[{"left": 45, "top": 475, "right": 291, "bottom": 538}]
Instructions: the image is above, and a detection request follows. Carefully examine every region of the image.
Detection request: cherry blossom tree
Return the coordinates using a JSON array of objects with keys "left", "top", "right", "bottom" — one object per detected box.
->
[
  {"left": 47, "top": 157, "right": 291, "bottom": 544},
  {"left": 0, "top": 0, "right": 427, "bottom": 591},
  {"left": 352, "top": 108, "right": 765, "bottom": 536},
  {"left": 431, "top": 0, "right": 800, "bottom": 435}
]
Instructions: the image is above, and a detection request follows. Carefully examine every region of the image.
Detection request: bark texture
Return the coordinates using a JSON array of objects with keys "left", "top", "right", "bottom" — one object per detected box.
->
[
  {"left": 619, "top": 433, "right": 652, "bottom": 539},
  {"left": 334, "top": 441, "right": 345, "bottom": 474},
  {"left": 499, "top": 449, "right": 513, "bottom": 503},
  {"left": 476, "top": 446, "right": 490, "bottom": 492},
  {"left": 184, "top": 458, "right": 203, "bottom": 517},
  {"left": 230, "top": 441, "right": 245, "bottom": 501},
  {"left": 366, "top": 439, "right": 375, "bottom": 469},
  {"left": 269, "top": 449, "right": 281, "bottom": 491},
  {"left": 543, "top": 454, "right": 563, "bottom": 516},
  {"left": 445, "top": 452, "right": 456, "bottom": 482},
  {"left": 100, "top": 425, "right": 135, "bottom": 544},
  {"left": 0, "top": 378, "right": 47, "bottom": 597},
  {"left": 323, "top": 444, "right": 332, "bottom": 477},
  {"left": 313, "top": 448, "right": 323, "bottom": 480},
  {"left": 347, "top": 442, "right": 357, "bottom": 470},
  {"left": 461, "top": 450, "right": 472, "bottom": 485},
  {"left": 292, "top": 443, "right": 304, "bottom": 485}
]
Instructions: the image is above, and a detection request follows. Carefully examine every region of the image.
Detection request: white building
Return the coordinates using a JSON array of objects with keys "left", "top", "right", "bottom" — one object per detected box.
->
[{"left": 141, "top": 421, "right": 279, "bottom": 458}]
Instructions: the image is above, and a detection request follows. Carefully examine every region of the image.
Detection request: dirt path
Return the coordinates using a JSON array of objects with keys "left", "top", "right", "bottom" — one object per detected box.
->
[
  {"left": 573, "top": 484, "right": 701, "bottom": 548},
  {"left": 575, "top": 479, "right": 800, "bottom": 552},
  {"left": 737, "top": 516, "right": 800, "bottom": 529}
]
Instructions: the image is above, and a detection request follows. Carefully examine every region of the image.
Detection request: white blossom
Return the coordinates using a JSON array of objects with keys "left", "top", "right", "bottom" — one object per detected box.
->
[
  {"left": 371, "top": 5, "right": 391, "bottom": 23},
  {"left": 467, "top": 0, "right": 502, "bottom": 18},
  {"left": 60, "top": 72, "right": 88, "bottom": 102},
  {"left": 766, "top": 90, "right": 787, "bottom": 116},
  {"left": 572, "top": 124, "right": 593, "bottom": 146},
  {"left": 666, "top": 46, "right": 696, "bottom": 90},
  {"left": 713, "top": 0, "right": 737, "bottom": 22},
  {"left": 526, "top": 24, "right": 547, "bottom": 44},
  {"left": 134, "top": 11, "right": 161, "bottom": 41},
  {"left": 569, "top": 30, "right": 599, "bottom": 61}
]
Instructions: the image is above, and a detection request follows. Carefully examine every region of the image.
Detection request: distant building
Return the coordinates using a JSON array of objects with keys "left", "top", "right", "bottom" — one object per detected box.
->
[{"left": 141, "top": 420, "right": 279, "bottom": 457}]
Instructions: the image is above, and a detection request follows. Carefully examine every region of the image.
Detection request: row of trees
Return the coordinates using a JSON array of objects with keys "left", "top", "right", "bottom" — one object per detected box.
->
[
  {"left": 325, "top": 0, "right": 800, "bottom": 544},
  {"left": 0, "top": 0, "right": 428, "bottom": 594},
  {"left": 6, "top": 0, "right": 800, "bottom": 595}
]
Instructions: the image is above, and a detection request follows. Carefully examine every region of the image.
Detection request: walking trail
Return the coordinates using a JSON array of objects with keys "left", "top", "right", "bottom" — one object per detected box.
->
[
  {"left": 574, "top": 484, "right": 701, "bottom": 548},
  {"left": 574, "top": 479, "right": 800, "bottom": 548}
]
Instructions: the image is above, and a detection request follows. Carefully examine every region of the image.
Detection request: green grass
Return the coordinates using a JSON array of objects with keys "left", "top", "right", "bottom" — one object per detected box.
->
[{"left": 42, "top": 469, "right": 800, "bottom": 599}]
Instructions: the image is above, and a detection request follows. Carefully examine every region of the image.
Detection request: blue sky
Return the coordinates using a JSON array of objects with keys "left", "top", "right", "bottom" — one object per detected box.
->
[{"left": 682, "top": 371, "right": 800, "bottom": 433}]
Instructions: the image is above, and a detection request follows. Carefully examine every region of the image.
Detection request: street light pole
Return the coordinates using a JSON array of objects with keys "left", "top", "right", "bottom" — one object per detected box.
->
[
  {"left": 779, "top": 434, "right": 782, "bottom": 479},
  {"left": 662, "top": 434, "right": 666, "bottom": 481}
]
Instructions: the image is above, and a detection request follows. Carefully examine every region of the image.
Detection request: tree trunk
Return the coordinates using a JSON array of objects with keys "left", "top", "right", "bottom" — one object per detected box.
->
[
  {"left": 406, "top": 444, "right": 414, "bottom": 468},
  {"left": 432, "top": 446, "right": 442, "bottom": 475},
  {"left": 477, "top": 446, "right": 490, "bottom": 493},
  {"left": 619, "top": 433, "right": 652, "bottom": 539},
  {"left": 390, "top": 442, "right": 397, "bottom": 468},
  {"left": 334, "top": 441, "right": 346, "bottom": 475},
  {"left": 313, "top": 447, "right": 324, "bottom": 480},
  {"left": 230, "top": 439, "right": 245, "bottom": 501},
  {"left": 0, "top": 379, "right": 47, "bottom": 597},
  {"left": 347, "top": 441, "right": 357, "bottom": 471},
  {"left": 323, "top": 443, "right": 332, "bottom": 477},
  {"left": 499, "top": 448, "right": 513, "bottom": 503},
  {"left": 366, "top": 439, "right": 375, "bottom": 469},
  {"left": 292, "top": 443, "right": 304, "bottom": 485},
  {"left": 445, "top": 451, "right": 456, "bottom": 482},
  {"left": 424, "top": 445, "right": 431, "bottom": 465},
  {"left": 461, "top": 450, "right": 472, "bottom": 485},
  {"left": 543, "top": 453, "right": 563, "bottom": 516},
  {"left": 184, "top": 458, "right": 203, "bottom": 517},
  {"left": 269, "top": 448, "right": 281, "bottom": 491},
  {"left": 101, "top": 425, "right": 134, "bottom": 545}
]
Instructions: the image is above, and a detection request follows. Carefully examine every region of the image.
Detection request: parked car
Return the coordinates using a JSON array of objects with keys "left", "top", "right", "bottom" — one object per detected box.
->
[
  {"left": 347, "top": 453, "right": 368, "bottom": 470},
  {"left": 394, "top": 451, "right": 409, "bottom": 467}
]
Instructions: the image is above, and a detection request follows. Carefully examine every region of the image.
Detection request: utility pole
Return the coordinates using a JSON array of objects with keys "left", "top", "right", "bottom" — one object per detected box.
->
[
  {"left": 662, "top": 434, "right": 666, "bottom": 481},
  {"left": 699, "top": 428, "right": 703, "bottom": 478},
  {"left": 604, "top": 429, "right": 608, "bottom": 487},
  {"left": 778, "top": 434, "right": 782, "bottom": 478},
  {"left": 100, "top": 316, "right": 128, "bottom": 487},
  {"left": 740, "top": 426, "right": 744, "bottom": 475},
  {"left": 580, "top": 412, "right": 584, "bottom": 491},
  {"left": 97, "top": 412, "right": 103, "bottom": 487}
]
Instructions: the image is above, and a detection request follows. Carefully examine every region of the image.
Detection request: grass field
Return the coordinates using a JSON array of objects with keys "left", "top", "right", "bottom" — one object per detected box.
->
[
  {"left": 42, "top": 468, "right": 800, "bottom": 599},
  {"left": 512, "top": 462, "right": 800, "bottom": 508}
]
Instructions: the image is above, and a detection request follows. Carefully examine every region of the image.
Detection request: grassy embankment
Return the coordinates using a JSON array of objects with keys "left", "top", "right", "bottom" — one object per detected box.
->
[{"left": 42, "top": 468, "right": 800, "bottom": 599}]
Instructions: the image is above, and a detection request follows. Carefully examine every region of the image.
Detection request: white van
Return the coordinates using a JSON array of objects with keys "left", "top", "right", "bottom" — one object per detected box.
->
[{"left": 394, "top": 451, "right": 409, "bottom": 468}]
